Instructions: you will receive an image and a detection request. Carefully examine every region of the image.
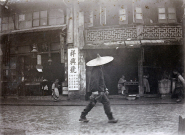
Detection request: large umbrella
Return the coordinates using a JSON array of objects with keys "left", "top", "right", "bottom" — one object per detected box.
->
[{"left": 86, "top": 54, "right": 114, "bottom": 67}]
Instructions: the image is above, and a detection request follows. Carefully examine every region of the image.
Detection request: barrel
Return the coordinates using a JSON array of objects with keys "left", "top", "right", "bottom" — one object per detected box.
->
[
  {"left": 62, "top": 87, "right": 68, "bottom": 95},
  {"left": 158, "top": 79, "right": 171, "bottom": 94}
]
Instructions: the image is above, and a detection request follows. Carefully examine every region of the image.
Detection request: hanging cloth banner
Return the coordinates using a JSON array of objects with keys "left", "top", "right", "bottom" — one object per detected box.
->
[{"left": 68, "top": 48, "right": 79, "bottom": 90}]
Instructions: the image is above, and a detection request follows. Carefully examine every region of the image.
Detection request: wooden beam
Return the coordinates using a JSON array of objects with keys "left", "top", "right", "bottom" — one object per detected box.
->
[{"left": 1, "top": 24, "right": 66, "bottom": 35}]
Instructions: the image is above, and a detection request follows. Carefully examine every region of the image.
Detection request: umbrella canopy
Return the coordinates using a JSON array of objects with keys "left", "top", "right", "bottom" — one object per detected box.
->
[{"left": 86, "top": 54, "right": 114, "bottom": 67}]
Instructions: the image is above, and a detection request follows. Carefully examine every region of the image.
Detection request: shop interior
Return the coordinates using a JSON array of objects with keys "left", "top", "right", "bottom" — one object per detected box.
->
[
  {"left": 143, "top": 45, "right": 183, "bottom": 94},
  {"left": 85, "top": 45, "right": 183, "bottom": 96},
  {"left": 17, "top": 53, "right": 65, "bottom": 96}
]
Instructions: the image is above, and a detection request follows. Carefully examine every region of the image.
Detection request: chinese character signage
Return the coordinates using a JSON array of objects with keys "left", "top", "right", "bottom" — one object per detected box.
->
[{"left": 68, "top": 48, "right": 79, "bottom": 90}]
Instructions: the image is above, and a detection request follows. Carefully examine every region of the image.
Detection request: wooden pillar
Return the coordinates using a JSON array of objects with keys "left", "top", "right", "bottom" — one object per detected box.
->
[
  {"left": 66, "top": 6, "right": 74, "bottom": 44},
  {"left": 0, "top": 44, "right": 2, "bottom": 97},
  {"left": 67, "top": 2, "right": 86, "bottom": 100},
  {"left": 183, "top": 3, "right": 185, "bottom": 97},
  {"left": 138, "top": 48, "right": 144, "bottom": 96},
  {"left": 60, "top": 33, "right": 64, "bottom": 63}
]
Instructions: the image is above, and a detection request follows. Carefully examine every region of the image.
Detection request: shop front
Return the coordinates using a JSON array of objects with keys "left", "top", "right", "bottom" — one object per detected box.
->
[
  {"left": 84, "top": 24, "right": 183, "bottom": 98},
  {"left": 1, "top": 28, "right": 66, "bottom": 97}
]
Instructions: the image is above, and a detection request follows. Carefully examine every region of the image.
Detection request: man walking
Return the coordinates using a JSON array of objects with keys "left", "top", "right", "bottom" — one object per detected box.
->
[{"left": 79, "top": 54, "right": 118, "bottom": 123}]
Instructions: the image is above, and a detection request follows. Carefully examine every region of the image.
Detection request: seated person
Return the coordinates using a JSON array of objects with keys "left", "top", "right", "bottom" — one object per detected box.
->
[{"left": 118, "top": 75, "right": 127, "bottom": 95}]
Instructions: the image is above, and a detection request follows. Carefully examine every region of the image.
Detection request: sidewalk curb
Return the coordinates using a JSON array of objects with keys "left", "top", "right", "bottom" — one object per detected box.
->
[{"left": 0, "top": 100, "right": 180, "bottom": 106}]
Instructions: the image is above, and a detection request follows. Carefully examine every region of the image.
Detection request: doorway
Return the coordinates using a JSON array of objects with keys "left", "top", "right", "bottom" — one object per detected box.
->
[{"left": 143, "top": 45, "right": 183, "bottom": 94}]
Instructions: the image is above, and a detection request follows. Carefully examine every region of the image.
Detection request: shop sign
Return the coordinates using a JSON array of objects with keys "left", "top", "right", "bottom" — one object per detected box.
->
[{"left": 68, "top": 48, "right": 79, "bottom": 90}]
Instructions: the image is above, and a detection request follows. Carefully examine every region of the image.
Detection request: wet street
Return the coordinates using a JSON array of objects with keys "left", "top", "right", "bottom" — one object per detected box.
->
[{"left": 0, "top": 103, "right": 185, "bottom": 135}]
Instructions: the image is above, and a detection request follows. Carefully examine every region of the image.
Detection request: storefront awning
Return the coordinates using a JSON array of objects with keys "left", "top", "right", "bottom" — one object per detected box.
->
[
  {"left": 83, "top": 39, "right": 182, "bottom": 49},
  {"left": 1, "top": 24, "right": 66, "bottom": 35}
]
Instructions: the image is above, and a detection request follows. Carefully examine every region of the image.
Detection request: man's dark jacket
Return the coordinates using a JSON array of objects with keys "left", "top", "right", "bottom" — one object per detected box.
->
[{"left": 90, "top": 66, "right": 106, "bottom": 92}]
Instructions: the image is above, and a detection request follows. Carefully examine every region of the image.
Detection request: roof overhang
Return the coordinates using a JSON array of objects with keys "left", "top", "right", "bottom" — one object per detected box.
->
[{"left": 0, "top": 24, "right": 66, "bottom": 36}]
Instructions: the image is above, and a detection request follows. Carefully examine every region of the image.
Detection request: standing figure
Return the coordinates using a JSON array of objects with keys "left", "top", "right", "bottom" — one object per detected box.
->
[
  {"left": 118, "top": 75, "right": 126, "bottom": 95},
  {"left": 52, "top": 79, "right": 60, "bottom": 101},
  {"left": 79, "top": 54, "right": 118, "bottom": 123},
  {"left": 143, "top": 75, "right": 150, "bottom": 94},
  {"left": 172, "top": 70, "right": 185, "bottom": 103}
]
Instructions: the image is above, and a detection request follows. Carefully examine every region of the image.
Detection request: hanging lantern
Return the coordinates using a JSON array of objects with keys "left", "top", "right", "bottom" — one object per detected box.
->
[
  {"left": 48, "top": 57, "right": 52, "bottom": 65},
  {"left": 31, "top": 44, "right": 38, "bottom": 58}
]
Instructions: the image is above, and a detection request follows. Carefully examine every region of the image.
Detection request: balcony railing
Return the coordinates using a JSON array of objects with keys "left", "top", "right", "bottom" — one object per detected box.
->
[{"left": 85, "top": 25, "right": 182, "bottom": 45}]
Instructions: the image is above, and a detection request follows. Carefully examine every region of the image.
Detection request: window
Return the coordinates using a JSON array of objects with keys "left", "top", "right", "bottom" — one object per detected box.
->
[
  {"left": 2, "top": 17, "right": 8, "bottom": 31},
  {"left": 25, "top": 13, "right": 32, "bottom": 28},
  {"left": 158, "top": 7, "right": 176, "bottom": 23},
  {"left": 119, "top": 8, "right": 128, "bottom": 24},
  {"left": 85, "top": 11, "right": 93, "bottom": 27},
  {"left": 19, "top": 14, "right": 25, "bottom": 21},
  {"left": 49, "top": 9, "right": 64, "bottom": 26},
  {"left": 158, "top": 8, "right": 167, "bottom": 23},
  {"left": 134, "top": 7, "right": 144, "bottom": 23},
  {"left": 19, "top": 14, "right": 25, "bottom": 29},
  {"left": 40, "top": 10, "right": 47, "bottom": 26},
  {"left": 168, "top": 7, "right": 176, "bottom": 23},
  {"left": 136, "top": 7, "right": 142, "bottom": 19},
  {"left": 33, "top": 11, "right": 39, "bottom": 27},
  {"left": 2, "top": 17, "right": 14, "bottom": 31},
  {"left": 33, "top": 10, "right": 48, "bottom": 27},
  {"left": 100, "top": 6, "right": 106, "bottom": 26},
  {"left": 19, "top": 13, "right": 32, "bottom": 29}
]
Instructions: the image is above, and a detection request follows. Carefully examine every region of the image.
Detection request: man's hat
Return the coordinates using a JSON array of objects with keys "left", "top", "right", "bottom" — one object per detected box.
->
[{"left": 86, "top": 54, "right": 114, "bottom": 67}]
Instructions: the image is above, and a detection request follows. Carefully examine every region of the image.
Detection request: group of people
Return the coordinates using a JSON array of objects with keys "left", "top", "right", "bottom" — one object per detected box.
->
[{"left": 117, "top": 70, "right": 184, "bottom": 103}]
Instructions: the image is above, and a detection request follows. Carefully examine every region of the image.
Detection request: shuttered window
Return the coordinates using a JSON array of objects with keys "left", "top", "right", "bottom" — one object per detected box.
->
[
  {"left": 134, "top": 7, "right": 144, "bottom": 23},
  {"left": 168, "top": 7, "right": 176, "bottom": 23},
  {"left": 119, "top": 8, "right": 128, "bottom": 24},
  {"left": 100, "top": 6, "right": 106, "bottom": 26},
  {"left": 158, "top": 7, "right": 176, "bottom": 23},
  {"left": 85, "top": 11, "right": 93, "bottom": 27}
]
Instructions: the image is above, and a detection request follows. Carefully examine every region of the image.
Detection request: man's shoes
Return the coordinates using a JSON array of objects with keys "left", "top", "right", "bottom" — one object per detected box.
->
[
  {"left": 108, "top": 118, "right": 118, "bottom": 123},
  {"left": 79, "top": 117, "right": 89, "bottom": 122}
]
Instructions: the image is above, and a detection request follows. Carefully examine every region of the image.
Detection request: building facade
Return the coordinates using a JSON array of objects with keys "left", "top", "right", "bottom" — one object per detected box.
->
[
  {"left": 0, "top": 0, "right": 185, "bottom": 99},
  {"left": 0, "top": 0, "right": 67, "bottom": 97}
]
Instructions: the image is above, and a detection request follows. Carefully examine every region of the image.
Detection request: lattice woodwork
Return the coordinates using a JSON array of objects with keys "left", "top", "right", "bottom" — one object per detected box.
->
[
  {"left": 143, "top": 26, "right": 182, "bottom": 39},
  {"left": 85, "top": 25, "right": 182, "bottom": 44}
]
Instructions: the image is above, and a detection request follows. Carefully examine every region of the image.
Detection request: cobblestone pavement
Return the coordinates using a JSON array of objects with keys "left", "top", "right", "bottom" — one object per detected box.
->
[{"left": 0, "top": 103, "right": 185, "bottom": 135}]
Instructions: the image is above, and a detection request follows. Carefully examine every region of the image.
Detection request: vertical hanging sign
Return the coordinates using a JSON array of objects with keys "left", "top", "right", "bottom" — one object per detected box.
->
[{"left": 68, "top": 48, "right": 79, "bottom": 90}]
